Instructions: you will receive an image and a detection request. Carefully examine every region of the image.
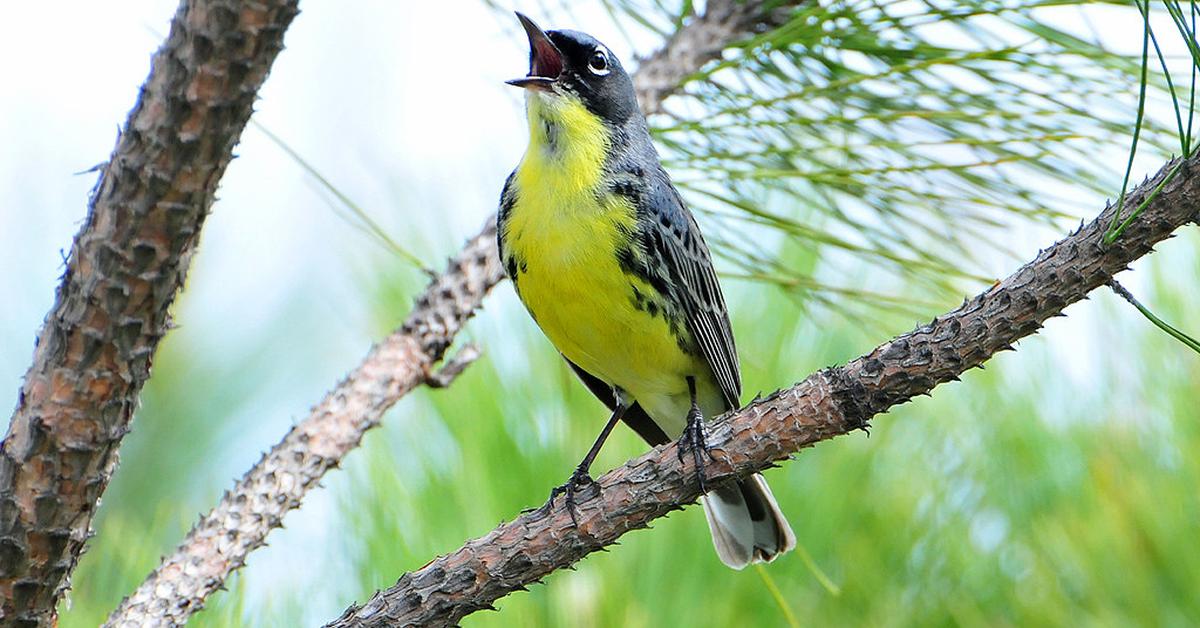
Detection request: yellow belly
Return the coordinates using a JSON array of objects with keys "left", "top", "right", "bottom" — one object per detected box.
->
[{"left": 508, "top": 195, "right": 695, "bottom": 401}]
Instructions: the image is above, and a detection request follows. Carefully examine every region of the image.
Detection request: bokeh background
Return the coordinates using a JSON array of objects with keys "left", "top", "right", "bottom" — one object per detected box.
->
[{"left": 1, "top": 1, "right": 1197, "bottom": 626}]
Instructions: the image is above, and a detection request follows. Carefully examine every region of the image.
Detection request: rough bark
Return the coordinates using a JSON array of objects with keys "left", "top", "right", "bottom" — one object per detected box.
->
[
  {"left": 0, "top": 1, "right": 299, "bottom": 625},
  {"left": 325, "top": 154, "right": 1200, "bottom": 628},
  {"left": 103, "top": 2, "right": 790, "bottom": 625}
]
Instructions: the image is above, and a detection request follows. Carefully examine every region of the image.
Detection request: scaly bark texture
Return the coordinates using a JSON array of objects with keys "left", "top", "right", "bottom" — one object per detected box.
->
[
  {"left": 0, "top": 1, "right": 299, "bottom": 626},
  {"left": 326, "top": 155, "right": 1200, "bottom": 628},
  {"left": 104, "top": 2, "right": 791, "bottom": 625}
]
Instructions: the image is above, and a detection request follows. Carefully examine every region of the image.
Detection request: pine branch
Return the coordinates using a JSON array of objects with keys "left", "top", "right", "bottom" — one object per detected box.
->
[
  {"left": 326, "top": 155, "right": 1200, "bottom": 628},
  {"left": 0, "top": 1, "right": 298, "bottom": 625},
  {"left": 103, "top": 2, "right": 791, "bottom": 625}
]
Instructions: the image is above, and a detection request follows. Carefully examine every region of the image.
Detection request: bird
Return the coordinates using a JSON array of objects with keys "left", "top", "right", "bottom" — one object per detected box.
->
[{"left": 497, "top": 12, "right": 795, "bottom": 569}]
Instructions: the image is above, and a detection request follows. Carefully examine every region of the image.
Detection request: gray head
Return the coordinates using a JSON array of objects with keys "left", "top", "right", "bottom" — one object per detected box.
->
[{"left": 507, "top": 12, "right": 640, "bottom": 125}]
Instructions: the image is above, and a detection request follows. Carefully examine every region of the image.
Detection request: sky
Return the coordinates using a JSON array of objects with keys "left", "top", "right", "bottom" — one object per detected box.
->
[{"left": 0, "top": 0, "right": 1193, "bottom": 623}]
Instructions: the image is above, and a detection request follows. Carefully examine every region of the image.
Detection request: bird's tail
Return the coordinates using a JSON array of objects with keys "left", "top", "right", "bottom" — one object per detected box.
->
[{"left": 701, "top": 473, "right": 795, "bottom": 569}]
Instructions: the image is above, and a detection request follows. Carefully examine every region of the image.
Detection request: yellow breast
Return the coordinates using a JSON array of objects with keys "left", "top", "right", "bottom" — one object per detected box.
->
[{"left": 503, "top": 93, "right": 695, "bottom": 399}]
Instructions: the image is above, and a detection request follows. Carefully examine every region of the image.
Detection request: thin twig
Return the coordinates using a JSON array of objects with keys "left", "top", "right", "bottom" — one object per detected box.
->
[{"left": 425, "top": 345, "right": 482, "bottom": 389}]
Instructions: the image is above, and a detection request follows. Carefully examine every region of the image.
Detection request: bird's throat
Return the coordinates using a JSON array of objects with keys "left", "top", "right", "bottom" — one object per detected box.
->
[{"left": 522, "top": 93, "right": 611, "bottom": 197}]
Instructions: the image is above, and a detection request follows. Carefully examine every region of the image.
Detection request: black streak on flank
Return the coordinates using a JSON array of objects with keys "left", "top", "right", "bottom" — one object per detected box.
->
[
  {"left": 505, "top": 254, "right": 529, "bottom": 291},
  {"left": 640, "top": 230, "right": 675, "bottom": 300},
  {"left": 630, "top": 287, "right": 662, "bottom": 319},
  {"left": 631, "top": 286, "right": 645, "bottom": 311},
  {"left": 616, "top": 246, "right": 638, "bottom": 275},
  {"left": 610, "top": 179, "right": 639, "bottom": 203},
  {"left": 671, "top": 322, "right": 693, "bottom": 355}
]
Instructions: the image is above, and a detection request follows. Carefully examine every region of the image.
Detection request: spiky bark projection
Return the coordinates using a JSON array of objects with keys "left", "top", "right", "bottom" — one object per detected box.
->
[
  {"left": 326, "top": 155, "right": 1200, "bottom": 627},
  {"left": 0, "top": 1, "right": 299, "bottom": 625},
  {"left": 103, "top": 2, "right": 795, "bottom": 626}
]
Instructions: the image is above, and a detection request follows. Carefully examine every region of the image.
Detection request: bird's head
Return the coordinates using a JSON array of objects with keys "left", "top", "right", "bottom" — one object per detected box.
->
[{"left": 507, "top": 12, "right": 638, "bottom": 125}]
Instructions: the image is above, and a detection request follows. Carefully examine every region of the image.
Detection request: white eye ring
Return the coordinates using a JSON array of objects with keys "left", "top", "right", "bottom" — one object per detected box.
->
[{"left": 587, "top": 48, "right": 611, "bottom": 76}]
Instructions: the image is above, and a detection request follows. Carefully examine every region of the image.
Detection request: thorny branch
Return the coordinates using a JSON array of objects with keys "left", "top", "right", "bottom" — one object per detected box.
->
[
  {"left": 0, "top": 1, "right": 299, "bottom": 625},
  {"left": 326, "top": 154, "right": 1200, "bottom": 627},
  {"left": 103, "top": 2, "right": 794, "bottom": 626}
]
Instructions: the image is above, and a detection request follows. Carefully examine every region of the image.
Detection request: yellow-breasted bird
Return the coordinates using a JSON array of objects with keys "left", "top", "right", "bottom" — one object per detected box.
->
[{"left": 498, "top": 13, "right": 795, "bottom": 569}]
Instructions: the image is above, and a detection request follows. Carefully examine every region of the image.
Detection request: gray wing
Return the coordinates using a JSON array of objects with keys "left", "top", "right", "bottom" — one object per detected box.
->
[{"left": 631, "top": 168, "right": 742, "bottom": 411}]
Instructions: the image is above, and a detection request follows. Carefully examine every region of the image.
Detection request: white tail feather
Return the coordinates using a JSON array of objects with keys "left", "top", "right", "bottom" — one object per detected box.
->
[{"left": 701, "top": 473, "right": 795, "bottom": 569}]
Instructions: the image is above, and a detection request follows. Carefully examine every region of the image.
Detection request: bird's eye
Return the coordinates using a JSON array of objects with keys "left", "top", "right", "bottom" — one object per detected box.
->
[{"left": 587, "top": 50, "right": 610, "bottom": 75}]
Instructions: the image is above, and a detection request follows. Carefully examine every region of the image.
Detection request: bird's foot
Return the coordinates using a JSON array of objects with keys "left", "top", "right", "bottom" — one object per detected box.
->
[
  {"left": 676, "top": 404, "right": 712, "bottom": 494},
  {"left": 533, "top": 465, "right": 594, "bottom": 526}
]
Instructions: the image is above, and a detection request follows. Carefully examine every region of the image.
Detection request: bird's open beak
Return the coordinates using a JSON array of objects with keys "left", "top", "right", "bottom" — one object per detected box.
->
[{"left": 507, "top": 12, "right": 562, "bottom": 91}]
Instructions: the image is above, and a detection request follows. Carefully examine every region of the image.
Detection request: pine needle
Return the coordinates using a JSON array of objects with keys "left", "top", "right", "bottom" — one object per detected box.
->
[
  {"left": 754, "top": 564, "right": 802, "bottom": 628},
  {"left": 1108, "top": 280, "right": 1200, "bottom": 355},
  {"left": 250, "top": 120, "right": 429, "bottom": 272}
]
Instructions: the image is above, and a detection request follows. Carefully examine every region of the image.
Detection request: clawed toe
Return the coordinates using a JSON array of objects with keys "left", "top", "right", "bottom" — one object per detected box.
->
[{"left": 537, "top": 467, "right": 595, "bottom": 526}]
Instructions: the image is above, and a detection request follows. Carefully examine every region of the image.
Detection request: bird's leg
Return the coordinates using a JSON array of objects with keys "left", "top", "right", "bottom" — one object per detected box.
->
[
  {"left": 677, "top": 376, "right": 711, "bottom": 494},
  {"left": 537, "top": 398, "right": 627, "bottom": 526}
]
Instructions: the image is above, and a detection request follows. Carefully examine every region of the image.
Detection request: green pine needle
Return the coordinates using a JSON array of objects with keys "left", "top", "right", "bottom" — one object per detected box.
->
[
  {"left": 1109, "top": 280, "right": 1200, "bottom": 356},
  {"left": 755, "top": 564, "right": 803, "bottom": 628},
  {"left": 250, "top": 120, "right": 430, "bottom": 273}
]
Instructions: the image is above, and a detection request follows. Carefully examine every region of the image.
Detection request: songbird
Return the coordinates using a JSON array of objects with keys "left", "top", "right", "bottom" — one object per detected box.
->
[{"left": 497, "top": 12, "right": 795, "bottom": 569}]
